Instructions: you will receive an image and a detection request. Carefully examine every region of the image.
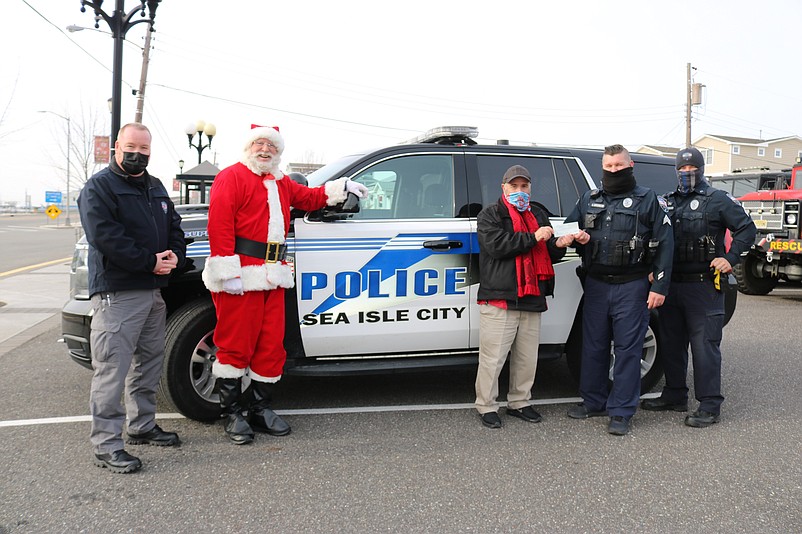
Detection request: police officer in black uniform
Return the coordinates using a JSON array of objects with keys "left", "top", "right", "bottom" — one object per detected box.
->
[
  {"left": 641, "top": 147, "right": 756, "bottom": 427},
  {"left": 564, "top": 144, "right": 673, "bottom": 436}
]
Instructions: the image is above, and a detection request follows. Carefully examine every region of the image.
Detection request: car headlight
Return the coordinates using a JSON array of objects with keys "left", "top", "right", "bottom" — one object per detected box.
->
[
  {"left": 70, "top": 242, "right": 90, "bottom": 300},
  {"left": 786, "top": 213, "right": 797, "bottom": 225}
]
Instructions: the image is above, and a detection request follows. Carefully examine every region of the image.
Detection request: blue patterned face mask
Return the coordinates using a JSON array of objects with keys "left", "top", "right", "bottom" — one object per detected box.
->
[
  {"left": 506, "top": 191, "right": 530, "bottom": 211},
  {"left": 677, "top": 169, "right": 703, "bottom": 195}
]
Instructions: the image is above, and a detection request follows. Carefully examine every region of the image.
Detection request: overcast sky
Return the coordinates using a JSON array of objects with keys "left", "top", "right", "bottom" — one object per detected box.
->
[{"left": 2, "top": 0, "right": 801, "bottom": 207}]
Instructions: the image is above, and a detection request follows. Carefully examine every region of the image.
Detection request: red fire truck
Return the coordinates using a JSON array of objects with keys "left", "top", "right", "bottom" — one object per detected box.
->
[{"left": 733, "top": 161, "right": 802, "bottom": 294}]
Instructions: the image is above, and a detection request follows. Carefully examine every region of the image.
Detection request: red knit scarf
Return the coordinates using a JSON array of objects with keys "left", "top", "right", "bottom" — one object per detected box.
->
[{"left": 504, "top": 199, "right": 555, "bottom": 297}]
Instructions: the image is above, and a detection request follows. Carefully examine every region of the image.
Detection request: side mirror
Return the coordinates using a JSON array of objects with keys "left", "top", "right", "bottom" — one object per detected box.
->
[{"left": 320, "top": 192, "right": 361, "bottom": 221}]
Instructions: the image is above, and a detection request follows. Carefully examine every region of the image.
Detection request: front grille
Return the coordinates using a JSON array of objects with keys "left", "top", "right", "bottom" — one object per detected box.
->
[{"left": 742, "top": 199, "right": 784, "bottom": 231}]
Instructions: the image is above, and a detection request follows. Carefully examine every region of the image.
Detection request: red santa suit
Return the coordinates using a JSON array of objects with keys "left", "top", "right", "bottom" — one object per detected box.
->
[{"left": 202, "top": 126, "right": 348, "bottom": 383}]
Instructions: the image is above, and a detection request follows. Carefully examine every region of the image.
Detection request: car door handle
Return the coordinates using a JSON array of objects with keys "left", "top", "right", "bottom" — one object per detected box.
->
[{"left": 423, "top": 240, "right": 462, "bottom": 250}]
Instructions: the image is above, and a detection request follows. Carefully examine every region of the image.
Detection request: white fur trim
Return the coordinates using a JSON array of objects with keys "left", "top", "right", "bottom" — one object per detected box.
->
[
  {"left": 264, "top": 179, "right": 286, "bottom": 243},
  {"left": 248, "top": 369, "right": 281, "bottom": 383},
  {"left": 244, "top": 126, "right": 284, "bottom": 154},
  {"left": 202, "top": 255, "right": 242, "bottom": 292},
  {"left": 240, "top": 263, "right": 295, "bottom": 291},
  {"left": 213, "top": 361, "right": 246, "bottom": 379},
  {"left": 325, "top": 177, "right": 349, "bottom": 206}
]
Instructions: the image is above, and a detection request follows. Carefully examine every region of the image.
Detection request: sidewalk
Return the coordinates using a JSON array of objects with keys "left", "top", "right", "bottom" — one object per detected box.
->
[{"left": 0, "top": 262, "right": 71, "bottom": 357}]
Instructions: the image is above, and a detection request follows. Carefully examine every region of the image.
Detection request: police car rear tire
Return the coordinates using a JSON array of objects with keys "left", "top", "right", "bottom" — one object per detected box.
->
[
  {"left": 565, "top": 304, "right": 663, "bottom": 393},
  {"left": 732, "top": 255, "right": 778, "bottom": 295},
  {"left": 159, "top": 298, "right": 220, "bottom": 422}
]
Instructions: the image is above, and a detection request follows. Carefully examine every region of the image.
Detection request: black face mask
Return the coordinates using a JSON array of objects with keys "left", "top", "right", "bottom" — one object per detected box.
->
[
  {"left": 601, "top": 166, "right": 636, "bottom": 194},
  {"left": 121, "top": 151, "right": 149, "bottom": 175}
]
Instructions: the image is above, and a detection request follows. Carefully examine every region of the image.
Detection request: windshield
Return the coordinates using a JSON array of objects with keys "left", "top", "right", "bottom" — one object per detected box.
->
[{"left": 306, "top": 153, "right": 365, "bottom": 187}]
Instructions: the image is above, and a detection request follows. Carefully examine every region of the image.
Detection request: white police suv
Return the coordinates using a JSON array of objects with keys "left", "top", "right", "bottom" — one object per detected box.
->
[{"left": 62, "top": 127, "right": 732, "bottom": 421}]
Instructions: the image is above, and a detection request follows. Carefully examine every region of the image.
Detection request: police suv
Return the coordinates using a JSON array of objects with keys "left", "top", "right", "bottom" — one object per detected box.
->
[{"left": 61, "top": 127, "right": 733, "bottom": 422}]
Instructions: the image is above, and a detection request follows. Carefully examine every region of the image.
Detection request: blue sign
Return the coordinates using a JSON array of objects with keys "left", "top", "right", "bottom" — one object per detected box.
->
[{"left": 45, "top": 191, "right": 62, "bottom": 203}]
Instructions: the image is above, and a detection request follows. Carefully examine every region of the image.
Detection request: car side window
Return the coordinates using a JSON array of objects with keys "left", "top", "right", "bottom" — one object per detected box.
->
[
  {"left": 348, "top": 155, "right": 455, "bottom": 219},
  {"left": 556, "top": 159, "right": 590, "bottom": 215},
  {"left": 476, "top": 156, "right": 560, "bottom": 215},
  {"left": 631, "top": 162, "right": 679, "bottom": 196}
]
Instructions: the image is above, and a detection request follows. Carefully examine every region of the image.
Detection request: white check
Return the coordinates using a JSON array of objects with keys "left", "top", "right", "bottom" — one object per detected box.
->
[{"left": 551, "top": 221, "right": 580, "bottom": 237}]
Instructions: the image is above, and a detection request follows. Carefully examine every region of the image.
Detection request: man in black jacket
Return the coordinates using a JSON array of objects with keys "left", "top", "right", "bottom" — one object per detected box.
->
[
  {"left": 78, "top": 123, "right": 186, "bottom": 473},
  {"left": 474, "top": 165, "right": 575, "bottom": 428}
]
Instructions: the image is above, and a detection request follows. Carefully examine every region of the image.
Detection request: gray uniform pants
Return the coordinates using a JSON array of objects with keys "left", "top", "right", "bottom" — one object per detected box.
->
[{"left": 89, "top": 289, "right": 166, "bottom": 454}]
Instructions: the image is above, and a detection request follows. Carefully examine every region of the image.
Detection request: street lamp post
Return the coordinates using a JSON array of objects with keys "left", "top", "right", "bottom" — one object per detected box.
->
[
  {"left": 185, "top": 120, "right": 217, "bottom": 164},
  {"left": 38, "top": 111, "right": 72, "bottom": 226},
  {"left": 79, "top": 0, "right": 161, "bottom": 152}
]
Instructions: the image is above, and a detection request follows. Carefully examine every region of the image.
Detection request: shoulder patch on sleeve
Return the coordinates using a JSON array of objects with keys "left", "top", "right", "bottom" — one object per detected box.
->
[
  {"left": 658, "top": 195, "right": 669, "bottom": 213},
  {"left": 726, "top": 193, "right": 742, "bottom": 205}
]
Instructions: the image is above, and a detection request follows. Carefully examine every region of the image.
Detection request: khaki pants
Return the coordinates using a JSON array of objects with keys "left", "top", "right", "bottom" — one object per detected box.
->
[{"left": 475, "top": 303, "right": 541, "bottom": 414}]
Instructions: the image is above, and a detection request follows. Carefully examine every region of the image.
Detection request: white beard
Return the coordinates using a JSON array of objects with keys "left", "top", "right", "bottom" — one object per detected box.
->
[{"left": 243, "top": 152, "right": 281, "bottom": 176}]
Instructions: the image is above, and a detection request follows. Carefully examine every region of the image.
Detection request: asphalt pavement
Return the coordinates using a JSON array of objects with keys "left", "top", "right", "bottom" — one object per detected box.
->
[{"left": 0, "top": 261, "right": 800, "bottom": 533}]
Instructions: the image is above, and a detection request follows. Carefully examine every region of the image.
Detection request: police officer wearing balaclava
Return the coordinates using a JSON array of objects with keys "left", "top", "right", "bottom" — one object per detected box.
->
[
  {"left": 564, "top": 144, "right": 674, "bottom": 436},
  {"left": 641, "top": 147, "right": 755, "bottom": 427},
  {"left": 78, "top": 123, "right": 186, "bottom": 473}
]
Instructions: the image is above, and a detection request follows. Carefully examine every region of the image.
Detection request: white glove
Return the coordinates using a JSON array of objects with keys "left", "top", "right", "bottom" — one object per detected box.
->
[
  {"left": 345, "top": 179, "right": 369, "bottom": 199},
  {"left": 222, "top": 277, "right": 244, "bottom": 295}
]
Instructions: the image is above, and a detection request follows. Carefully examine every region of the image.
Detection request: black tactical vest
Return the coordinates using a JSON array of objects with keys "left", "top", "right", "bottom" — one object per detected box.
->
[
  {"left": 665, "top": 189, "right": 717, "bottom": 263},
  {"left": 584, "top": 186, "right": 656, "bottom": 267}
]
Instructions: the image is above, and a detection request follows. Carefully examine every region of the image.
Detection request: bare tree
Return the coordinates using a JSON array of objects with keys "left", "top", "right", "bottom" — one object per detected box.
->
[
  {"left": 0, "top": 73, "right": 22, "bottom": 143},
  {"left": 44, "top": 101, "right": 109, "bottom": 196},
  {"left": 299, "top": 149, "right": 325, "bottom": 165}
]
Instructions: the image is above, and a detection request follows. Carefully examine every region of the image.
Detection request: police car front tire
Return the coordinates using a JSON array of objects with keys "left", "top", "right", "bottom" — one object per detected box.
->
[{"left": 160, "top": 298, "right": 220, "bottom": 422}]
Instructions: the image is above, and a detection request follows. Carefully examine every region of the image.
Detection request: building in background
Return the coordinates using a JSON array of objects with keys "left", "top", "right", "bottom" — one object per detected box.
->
[{"left": 691, "top": 135, "right": 802, "bottom": 175}]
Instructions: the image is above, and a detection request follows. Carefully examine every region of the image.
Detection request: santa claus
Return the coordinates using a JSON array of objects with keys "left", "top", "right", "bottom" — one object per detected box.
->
[{"left": 202, "top": 125, "right": 367, "bottom": 444}]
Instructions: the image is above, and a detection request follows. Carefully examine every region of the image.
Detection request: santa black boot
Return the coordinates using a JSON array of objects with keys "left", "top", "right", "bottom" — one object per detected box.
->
[
  {"left": 217, "top": 378, "right": 254, "bottom": 445},
  {"left": 248, "top": 381, "right": 291, "bottom": 436}
]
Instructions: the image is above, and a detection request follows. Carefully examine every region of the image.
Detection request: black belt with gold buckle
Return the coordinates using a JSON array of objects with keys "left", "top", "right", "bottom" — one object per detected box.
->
[{"left": 234, "top": 236, "right": 287, "bottom": 263}]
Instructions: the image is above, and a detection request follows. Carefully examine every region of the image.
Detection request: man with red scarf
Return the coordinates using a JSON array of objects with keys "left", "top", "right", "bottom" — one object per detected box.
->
[
  {"left": 475, "top": 165, "right": 576, "bottom": 428},
  {"left": 202, "top": 124, "right": 367, "bottom": 444}
]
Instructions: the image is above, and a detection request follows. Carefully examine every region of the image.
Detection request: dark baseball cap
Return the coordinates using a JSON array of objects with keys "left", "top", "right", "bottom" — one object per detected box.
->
[{"left": 502, "top": 165, "right": 531, "bottom": 184}]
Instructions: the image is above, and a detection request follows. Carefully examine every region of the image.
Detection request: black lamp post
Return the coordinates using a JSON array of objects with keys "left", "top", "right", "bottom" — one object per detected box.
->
[
  {"left": 185, "top": 120, "right": 217, "bottom": 164},
  {"left": 79, "top": 0, "right": 161, "bottom": 153}
]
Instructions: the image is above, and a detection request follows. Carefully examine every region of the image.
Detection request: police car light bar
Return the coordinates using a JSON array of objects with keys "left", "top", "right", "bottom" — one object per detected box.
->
[{"left": 402, "top": 126, "right": 479, "bottom": 145}]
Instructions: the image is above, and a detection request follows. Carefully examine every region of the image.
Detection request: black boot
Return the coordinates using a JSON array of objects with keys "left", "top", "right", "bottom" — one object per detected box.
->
[
  {"left": 217, "top": 378, "right": 254, "bottom": 445},
  {"left": 249, "top": 381, "right": 291, "bottom": 436}
]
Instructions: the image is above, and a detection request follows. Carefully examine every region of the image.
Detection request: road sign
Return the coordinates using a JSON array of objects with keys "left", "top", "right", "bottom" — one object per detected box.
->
[
  {"left": 46, "top": 204, "right": 62, "bottom": 220},
  {"left": 45, "top": 191, "right": 63, "bottom": 204}
]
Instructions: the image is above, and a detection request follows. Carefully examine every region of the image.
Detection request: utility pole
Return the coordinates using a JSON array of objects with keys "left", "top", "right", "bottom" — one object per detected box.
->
[
  {"left": 134, "top": 28, "right": 152, "bottom": 123},
  {"left": 685, "top": 63, "right": 692, "bottom": 148},
  {"left": 685, "top": 62, "right": 705, "bottom": 148}
]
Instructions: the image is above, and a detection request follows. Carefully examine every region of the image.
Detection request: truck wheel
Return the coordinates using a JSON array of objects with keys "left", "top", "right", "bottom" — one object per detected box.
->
[
  {"left": 733, "top": 255, "right": 778, "bottom": 295},
  {"left": 160, "top": 298, "right": 220, "bottom": 422},
  {"left": 565, "top": 304, "right": 663, "bottom": 393}
]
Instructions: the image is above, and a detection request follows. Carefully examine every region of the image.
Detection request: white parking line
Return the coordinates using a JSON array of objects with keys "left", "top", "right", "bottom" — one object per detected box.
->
[{"left": 0, "top": 393, "right": 661, "bottom": 428}]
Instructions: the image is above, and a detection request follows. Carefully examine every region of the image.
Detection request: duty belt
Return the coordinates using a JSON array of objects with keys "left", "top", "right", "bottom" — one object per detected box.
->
[
  {"left": 587, "top": 272, "right": 646, "bottom": 284},
  {"left": 234, "top": 236, "right": 287, "bottom": 263},
  {"left": 671, "top": 272, "right": 711, "bottom": 283}
]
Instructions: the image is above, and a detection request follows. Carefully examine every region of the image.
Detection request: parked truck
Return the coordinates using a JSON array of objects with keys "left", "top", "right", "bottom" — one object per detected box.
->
[{"left": 733, "top": 160, "right": 802, "bottom": 294}]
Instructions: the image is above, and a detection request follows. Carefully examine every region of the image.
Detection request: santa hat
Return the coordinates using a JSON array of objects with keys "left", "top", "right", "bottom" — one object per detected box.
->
[{"left": 244, "top": 124, "right": 284, "bottom": 154}]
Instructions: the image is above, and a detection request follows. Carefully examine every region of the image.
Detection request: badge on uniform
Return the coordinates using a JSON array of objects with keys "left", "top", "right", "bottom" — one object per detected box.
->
[
  {"left": 623, "top": 198, "right": 633, "bottom": 208},
  {"left": 161, "top": 201, "right": 168, "bottom": 214},
  {"left": 690, "top": 199, "right": 700, "bottom": 210}
]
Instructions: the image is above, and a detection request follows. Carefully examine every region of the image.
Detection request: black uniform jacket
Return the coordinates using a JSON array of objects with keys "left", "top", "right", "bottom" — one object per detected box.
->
[
  {"left": 476, "top": 198, "right": 566, "bottom": 311},
  {"left": 78, "top": 159, "right": 186, "bottom": 297}
]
